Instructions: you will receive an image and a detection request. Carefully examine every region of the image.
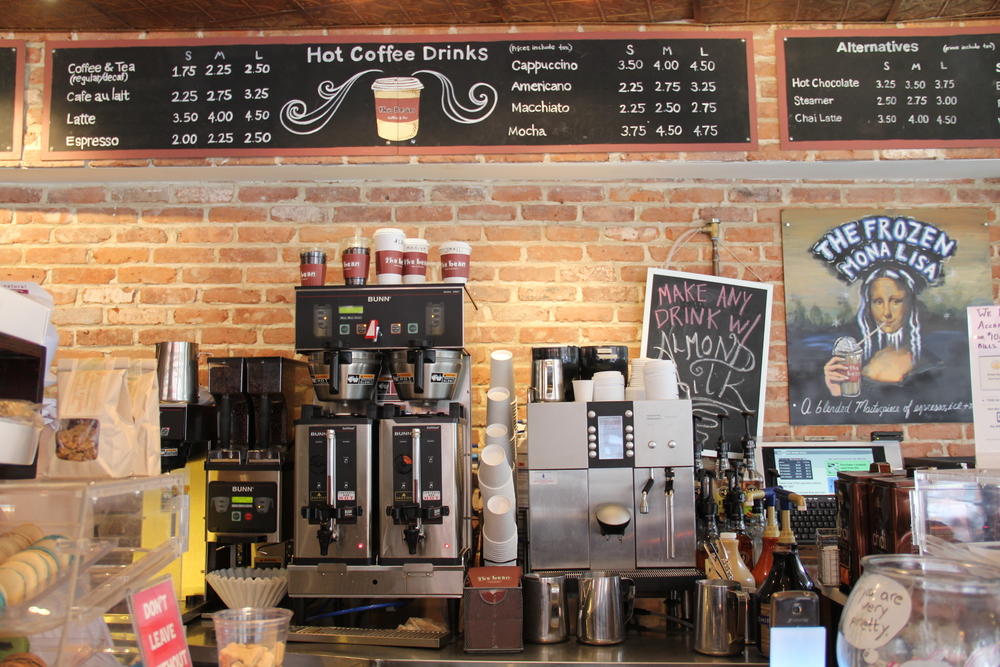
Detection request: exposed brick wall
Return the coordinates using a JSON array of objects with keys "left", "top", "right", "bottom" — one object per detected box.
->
[
  {"left": 1, "top": 23, "right": 998, "bottom": 459},
  {"left": 1, "top": 179, "right": 996, "bottom": 459}
]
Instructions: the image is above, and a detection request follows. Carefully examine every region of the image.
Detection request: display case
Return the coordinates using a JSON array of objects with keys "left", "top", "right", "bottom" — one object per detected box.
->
[
  {"left": 0, "top": 474, "right": 188, "bottom": 667},
  {"left": 911, "top": 468, "right": 1000, "bottom": 564}
]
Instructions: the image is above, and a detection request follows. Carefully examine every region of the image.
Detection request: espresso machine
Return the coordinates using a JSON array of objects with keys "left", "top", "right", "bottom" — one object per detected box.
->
[
  {"left": 525, "top": 399, "right": 700, "bottom": 592},
  {"left": 289, "top": 284, "right": 472, "bottom": 598},
  {"left": 205, "top": 356, "right": 311, "bottom": 548}
]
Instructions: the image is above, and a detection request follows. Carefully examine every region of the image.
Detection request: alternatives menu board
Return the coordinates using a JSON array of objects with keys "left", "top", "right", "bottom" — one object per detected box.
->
[
  {"left": 0, "top": 41, "right": 24, "bottom": 158},
  {"left": 43, "top": 33, "right": 756, "bottom": 159},
  {"left": 778, "top": 27, "right": 1000, "bottom": 149}
]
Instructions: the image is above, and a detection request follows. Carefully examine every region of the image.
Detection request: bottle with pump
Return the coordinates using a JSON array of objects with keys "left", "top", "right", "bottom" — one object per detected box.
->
[
  {"left": 737, "top": 410, "right": 764, "bottom": 496},
  {"left": 745, "top": 496, "right": 765, "bottom": 563},
  {"left": 719, "top": 531, "right": 756, "bottom": 593},
  {"left": 723, "top": 469, "right": 754, "bottom": 569},
  {"left": 747, "top": 491, "right": 779, "bottom": 586},
  {"left": 713, "top": 415, "right": 731, "bottom": 521},
  {"left": 695, "top": 473, "right": 720, "bottom": 575},
  {"left": 755, "top": 487, "right": 817, "bottom": 658}
]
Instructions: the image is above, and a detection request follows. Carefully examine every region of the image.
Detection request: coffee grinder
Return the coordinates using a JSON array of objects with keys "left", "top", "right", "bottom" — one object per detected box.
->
[
  {"left": 205, "top": 356, "right": 311, "bottom": 566},
  {"left": 290, "top": 284, "right": 472, "bottom": 598}
]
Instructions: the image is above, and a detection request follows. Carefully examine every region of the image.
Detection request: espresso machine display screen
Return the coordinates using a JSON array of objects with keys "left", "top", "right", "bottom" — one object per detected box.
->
[{"left": 597, "top": 416, "right": 624, "bottom": 460}]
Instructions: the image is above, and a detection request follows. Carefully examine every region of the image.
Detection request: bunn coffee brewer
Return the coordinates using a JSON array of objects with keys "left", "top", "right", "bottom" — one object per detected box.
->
[
  {"left": 525, "top": 399, "right": 701, "bottom": 593},
  {"left": 290, "top": 284, "right": 471, "bottom": 598}
]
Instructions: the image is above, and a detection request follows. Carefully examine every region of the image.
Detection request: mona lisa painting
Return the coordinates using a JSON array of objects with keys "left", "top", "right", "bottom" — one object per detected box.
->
[{"left": 782, "top": 209, "right": 991, "bottom": 426}]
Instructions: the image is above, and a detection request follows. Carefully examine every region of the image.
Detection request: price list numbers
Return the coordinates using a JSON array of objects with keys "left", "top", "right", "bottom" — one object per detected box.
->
[
  {"left": 611, "top": 37, "right": 756, "bottom": 149},
  {"left": 779, "top": 28, "right": 1000, "bottom": 149},
  {"left": 165, "top": 51, "right": 274, "bottom": 150},
  {"left": 46, "top": 42, "right": 286, "bottom": 157}
]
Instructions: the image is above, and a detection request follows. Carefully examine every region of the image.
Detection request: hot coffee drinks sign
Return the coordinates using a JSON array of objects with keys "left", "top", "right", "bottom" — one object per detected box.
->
[{"left": 782, "top": 208, "right": 991, "bottom": 425}]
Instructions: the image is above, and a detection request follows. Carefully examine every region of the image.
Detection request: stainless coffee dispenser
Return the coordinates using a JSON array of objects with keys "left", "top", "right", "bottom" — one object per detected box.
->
[
  {"left": 290, "top": 284, "right": 472, "bottom": 598},
  {"left": 525, "top": 400, "right": 699, "bottom": 590}
]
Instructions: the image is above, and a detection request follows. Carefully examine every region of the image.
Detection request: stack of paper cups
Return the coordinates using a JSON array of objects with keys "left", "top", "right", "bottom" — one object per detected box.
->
[
  {"left": 478, "top": 443, "right": 515, "bottom": 506},
  {"left": 484, "top": 423, "right": 513, "bottom": 469},
  {"left": 591, "top": 371, "right": 625, "bottom": 401},
  {"left": 489, "top": 349, "right": 517, "bottom": 422},
  {"left": 486, "top": 386, "right": 515, "bottom": 452},
  {"left": 644, "top": 359, "right": 679, "bottom": 400},
  {"left": 482, "top": 494, "right": 518, "bottom": 565}
]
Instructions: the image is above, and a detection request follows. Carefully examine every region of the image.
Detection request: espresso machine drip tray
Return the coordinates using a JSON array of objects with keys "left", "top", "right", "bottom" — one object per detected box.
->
[{"left": 285, "top": 625, "right": 451, "bottom": 648}]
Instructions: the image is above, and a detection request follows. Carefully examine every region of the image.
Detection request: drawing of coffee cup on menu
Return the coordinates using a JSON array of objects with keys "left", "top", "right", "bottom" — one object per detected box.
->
[{"left": 371, "top": 77, "right": 424, "bottom": 141}]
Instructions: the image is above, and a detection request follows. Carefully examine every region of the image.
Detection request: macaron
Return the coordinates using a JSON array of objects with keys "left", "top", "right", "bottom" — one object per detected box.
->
[
  {"left": 0, "top": 567, "right": 26, "bottom": 605},
  {"left": 0, "top": 562, "right": 37, "bottom": 600},
  {"left": 8, "top": 551, "right": 50, "bottom": 587},
  {"left": 31, "top": 538, "right": 71, "bottom": 571},
  {"left": 27, "top": 549, "right": 58, "bottom": 582},
  {"left": 0, "top": 537, "right": 20, "bottom": 562},
  {"left": 10, "top": 524, "right": 44, "bottom": 546},
  {"left": 0, "top": 532, "right": 31, "bottom": 552}
]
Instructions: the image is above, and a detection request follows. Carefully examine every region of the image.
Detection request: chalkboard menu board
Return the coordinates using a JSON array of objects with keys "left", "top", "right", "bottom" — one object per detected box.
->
[
  {"left": 778, "top": 27, "right": 1000, "bottom": 149},
  {"left": 0, "top": 41, "right": 24, "bottom": 158},
  {"left": 43, "top": 32, "right": 755, "bottom": 159},
  {"left": 641, "top": 269, "right": 772, "bottom": 450}
]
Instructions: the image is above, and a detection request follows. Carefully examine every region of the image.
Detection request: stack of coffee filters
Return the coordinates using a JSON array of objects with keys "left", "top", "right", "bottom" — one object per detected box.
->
[
  {"left": 206, "top": 567, "right": 288, "bottom": 609},
  {"left": 643, "top": 358, "right": 680, "bottom": 400},
  {"left": 591, "top": 370, "right": 626, "bottom": 401},
  {"left": 477, "top": 349, "right": 518, "bottom": 566}
]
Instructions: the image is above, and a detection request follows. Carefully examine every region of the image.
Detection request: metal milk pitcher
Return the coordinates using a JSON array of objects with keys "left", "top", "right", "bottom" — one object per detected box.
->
[
  {"left": 577, "top": 571, "right": 635, "bottom": 645},
  {"left": 155, "top": 341, "right": 199, "bottom": 403},
  {"left": 523, "top": 573, "right": 568, "bottom": 643}
]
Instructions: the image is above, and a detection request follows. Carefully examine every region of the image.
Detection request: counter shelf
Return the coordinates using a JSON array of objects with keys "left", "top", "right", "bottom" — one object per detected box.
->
[
  {"left": 0, "top": 474, "right": 188, "bottom": 667},
  {"left": 186, "top": 621, "right": 767, "bottom": 667}
]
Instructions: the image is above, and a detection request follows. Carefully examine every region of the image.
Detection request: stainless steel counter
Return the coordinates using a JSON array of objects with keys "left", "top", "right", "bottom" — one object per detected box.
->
[{"left": 186, "top": 620, "right": 767, "bottom": 667}]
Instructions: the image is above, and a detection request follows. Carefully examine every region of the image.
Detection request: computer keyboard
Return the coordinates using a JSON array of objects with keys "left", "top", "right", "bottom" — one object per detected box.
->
[{"left": 789, "top": 495, "right": 838, "bottom": 544}]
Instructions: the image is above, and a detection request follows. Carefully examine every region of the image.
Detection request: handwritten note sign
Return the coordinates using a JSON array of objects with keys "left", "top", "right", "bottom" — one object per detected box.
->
[
  {"left": 967, "top": 305, "right": 1000, "bottom": 469},
  {"left": 641, "top": 269, "right": 772, "bottom": 450},
  {"left": 840, "top": 573, "right": 911, "bottom": 649},
  {"left": 128, "top": 577, "right": 192, "bottom": 667}
]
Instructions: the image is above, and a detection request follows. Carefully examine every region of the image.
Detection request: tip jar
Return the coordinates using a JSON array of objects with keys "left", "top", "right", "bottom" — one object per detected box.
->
[{"left": 837, "top": 554, "right": 1000, "bottom": 667}]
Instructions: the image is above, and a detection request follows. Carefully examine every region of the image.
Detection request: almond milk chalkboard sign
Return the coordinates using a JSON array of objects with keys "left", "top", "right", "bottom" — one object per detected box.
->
[
  {"left": 641, "top": 269, "right": 772, "bottom": 451},
  {"left": 43, "top": 32, "right": 755, "bottom": 159},
  {"left": 0, "top": 42, "right": 24, "bottom": 159}
]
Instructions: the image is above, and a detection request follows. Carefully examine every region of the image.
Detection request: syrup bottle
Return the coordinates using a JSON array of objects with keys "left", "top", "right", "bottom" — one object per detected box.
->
[
  {"left": 755, "top": 490, "right": 817, "bottom": 658},
  {"left": 750, "top": 496, "right": 779, "bottom": 586}
]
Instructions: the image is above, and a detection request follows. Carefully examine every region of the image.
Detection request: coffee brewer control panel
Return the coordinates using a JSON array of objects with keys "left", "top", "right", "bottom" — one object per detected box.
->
[{"left": 295, "top": 285, "right": 465, "bottom": 352}]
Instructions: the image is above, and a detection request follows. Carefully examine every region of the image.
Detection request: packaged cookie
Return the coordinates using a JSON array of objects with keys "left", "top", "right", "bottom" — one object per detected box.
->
[{"left": 41, "top": 359, "right": 135, "bottom": 479}]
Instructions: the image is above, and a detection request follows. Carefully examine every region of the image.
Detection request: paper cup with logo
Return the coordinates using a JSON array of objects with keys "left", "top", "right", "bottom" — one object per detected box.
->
[
  {"left": 440, "top": 241, "right": 472, "bottom": 284},
  {"left": 373, "top": 228, "right": 406, "bottom": 284},
  {"left": 299, "top": 248, "right": 326, "bottom": 286},
  {"left": 340, "top": 236, "right": 371, "bottom": 286},
  {"left": 403, "top": 238, "right": 429, "bottom": 284},
  {"left": 372, "top": 77, "right": 424, "bottom": 142}
]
